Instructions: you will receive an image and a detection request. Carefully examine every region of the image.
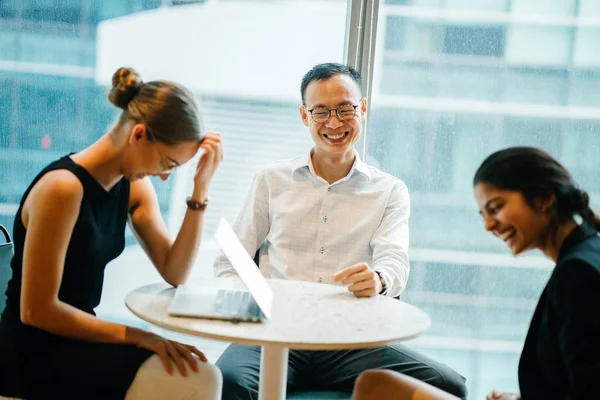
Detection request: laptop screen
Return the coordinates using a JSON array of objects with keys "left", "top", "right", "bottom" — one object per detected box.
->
[{"left": 215, "top": 218, "right": 273, "bottom": 319}]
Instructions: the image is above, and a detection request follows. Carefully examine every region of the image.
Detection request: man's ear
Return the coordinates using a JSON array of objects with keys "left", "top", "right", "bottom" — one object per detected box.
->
[
  {"left": 360, "top": 97, "right": 368, "bottom": 121},
  {"left": 299, "top": 105, "right": 310, "bottom": 127},
  {"left": 129, "top": 123, "right": 148, "bottom": 145}
]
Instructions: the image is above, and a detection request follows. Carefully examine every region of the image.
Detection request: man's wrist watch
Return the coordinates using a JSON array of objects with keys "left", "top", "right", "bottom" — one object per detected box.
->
[
  {"left": 375, "top": 270, "right": 388, "bottom": 295},
  {"left": 186, "top": 196, "right": 209, "bottom": 211}
]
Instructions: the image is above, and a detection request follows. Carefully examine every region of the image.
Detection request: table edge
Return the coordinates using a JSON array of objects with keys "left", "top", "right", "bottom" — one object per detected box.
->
[{"left": 125, "top": 282, "right": 432, "bottom": 350}]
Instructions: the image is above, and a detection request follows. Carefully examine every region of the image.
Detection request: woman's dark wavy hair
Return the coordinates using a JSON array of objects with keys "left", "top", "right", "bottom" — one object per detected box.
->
[{"left": 473, "top": 147, "right": 600, "bottom": 231}]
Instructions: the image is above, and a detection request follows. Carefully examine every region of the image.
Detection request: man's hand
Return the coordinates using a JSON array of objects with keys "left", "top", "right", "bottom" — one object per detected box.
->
[
  {"left": 331, "top": 263, "right": 383, "bottom": 297},
  {"left": 486, "top": 390, "right": 520, "bottom": 400}
]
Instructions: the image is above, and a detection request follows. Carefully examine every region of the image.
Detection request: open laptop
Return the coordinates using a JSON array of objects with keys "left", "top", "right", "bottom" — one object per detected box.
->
[{"left": 168, "top": 218, "right": 273, "bottom": 322}]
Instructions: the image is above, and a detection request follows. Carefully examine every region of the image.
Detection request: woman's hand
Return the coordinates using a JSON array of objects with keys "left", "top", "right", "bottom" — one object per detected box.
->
[
  {"left": 193, "top": 132, "right": 223, "bottom": 197},
  {"left": 133, "top": 329, "right": 207, "bottom": 377},
  {"left": 486, "top": 390, "right": 520, "bottom": 400}
]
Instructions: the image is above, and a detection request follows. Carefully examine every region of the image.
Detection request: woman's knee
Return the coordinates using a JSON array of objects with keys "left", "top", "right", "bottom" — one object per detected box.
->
[
  {"left": 126, "top": 355, "right": 222, "bottom": 400},
  {"left": 354, "top": 369, "right": 466, "bottom": 400},
  {"left": 353, "top": 370, "right": 392, "bottom": 400},
  {"left": 192, "top": 361, "right": 223, "bottom": 396}
]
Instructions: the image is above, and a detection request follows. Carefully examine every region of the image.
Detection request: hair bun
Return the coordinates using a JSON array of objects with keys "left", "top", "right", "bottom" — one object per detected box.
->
[
  {"left": 108, "top": 67, "right": 143, "bottom": 109},
  {"left": 568, "top": 187, "right": 590, "bottom": 212}
]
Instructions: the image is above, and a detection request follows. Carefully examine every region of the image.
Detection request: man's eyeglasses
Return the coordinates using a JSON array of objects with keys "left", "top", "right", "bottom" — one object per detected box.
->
[{"left": 307, "top": 104, "right": 359, "bottom": 124}]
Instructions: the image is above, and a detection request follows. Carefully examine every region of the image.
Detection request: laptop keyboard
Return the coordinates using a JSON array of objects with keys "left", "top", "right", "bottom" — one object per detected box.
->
[{"left": 214, "top": 290, "right": 262, "bottom": 318}]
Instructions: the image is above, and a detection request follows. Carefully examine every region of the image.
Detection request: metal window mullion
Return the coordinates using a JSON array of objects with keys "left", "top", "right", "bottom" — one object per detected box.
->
[{"left": 345, "top": 0, "right": 380, "bottom": 159}]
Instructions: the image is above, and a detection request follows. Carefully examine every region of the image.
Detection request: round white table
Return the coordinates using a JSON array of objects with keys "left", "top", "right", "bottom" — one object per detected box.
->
[{"left": 125, "top": 278, "right": 431, "bottom": 400}]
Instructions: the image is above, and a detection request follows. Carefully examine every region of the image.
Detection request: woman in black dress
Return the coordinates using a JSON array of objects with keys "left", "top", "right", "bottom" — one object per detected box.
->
[
  {"left": 351, "top": 147, "right": 600, "bottom": 400},
  {"left": 0, "top": 67, "right": 223, "bottom": 399}
]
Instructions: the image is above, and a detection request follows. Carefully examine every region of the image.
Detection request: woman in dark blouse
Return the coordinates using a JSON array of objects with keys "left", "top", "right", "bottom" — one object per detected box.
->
[
  {"left": 352, "top": 147, "right": 600, "bottom": 400},
  {"left": 475, "top": 147, "right": 600, "bottom": 400}
]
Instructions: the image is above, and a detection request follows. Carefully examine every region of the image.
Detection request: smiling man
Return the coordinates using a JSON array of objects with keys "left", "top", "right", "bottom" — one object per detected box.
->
[{"left": 214, "top": 63, "right": 467, "bottom": 399}]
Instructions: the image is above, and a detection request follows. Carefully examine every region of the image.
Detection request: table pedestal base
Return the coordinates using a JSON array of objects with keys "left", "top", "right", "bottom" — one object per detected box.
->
[{"left": 259, "top": 344, "right": 289, "bottom": 400}]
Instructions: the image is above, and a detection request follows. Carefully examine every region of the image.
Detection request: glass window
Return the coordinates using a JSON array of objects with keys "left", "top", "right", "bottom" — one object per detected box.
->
[
  {"left": 386, "top": 0, "right": 413, "bottom": 5},
  {"left": 131, "top": 0, "right": 163, "bottom": 12},
  {"left": 3, "top": 0, "right": 598, "bottom": 393},
  {"left": 18, "top": 31, "right": 84, "bottom": 65},
  {"left": 370, "top": 2, "right": 600, "bottom": 397},
  {"left": 0, "top": 1, "right": 17, "bottom": 18},
  {"left": 172, "top": 0, "right": 207, "bottom": 5},
  {"left": 446, "top": 0, "right": 509, "bottom": 12},
  {"left": 88, "top": 1, "right": 131, "bottom": 23},
  {"left": 80, "top": 33, "right": 97, "bottom": 67},
  {"left": 0, "top": 26, "right": 17, "bottom": 61},
  {"left": 0, "top": 73, "right": 13, "bottom": 170},
  {"left": 367, "top": 108, "right": 435, "bottom": 193},
  {"left": 0, "top": 0, "right": 349, "bottom": 350},
  {"left": 580, "top": 0, "right": 600, "bottom": 17},
  {"left": 505, "top": 26, "right": 572, "bottom": 66},
  {"left": 88, "top": 0, "right": 161, "bottom": 23},
  {"left": 92, "top": 0, "right": 349, "bottom": 331},
  {"left": 380, "top": 60, "right": 437, "bottom": 97},
  {"left": 22, "top": 0, "right": 82, "bottom": 24},
  {"left": 443, "top": 25, "right": 505, "bottom": 57},
  {"left": 562, "top": 121, "right": 600, "bottom": 191},
  {"left": 385, "top": 18, "right": 443, "bottom": 55},
  {"left": 503, "top": 67, "right": 569, "bottom": 106},
  {"left": 16, "top": 74, "right": 80, "bottom": 151},
  {"left": 501, "top": 117, "right": 564, "bottom": 155},
  {"left": 385, "top": 16, "right": 409, "bottom": 51},
  {"left": 437, "top": 64, "right": 503, "bottom": 100},
  {"left": 569, "top": 69, "right": 600, "bottom": 108},
  {"left": 573, "top": 28, "right": 600, "bottom": 68},
  {"left": 411, "top": 0, "right": 444, "bottom": 6},
  {"left": 0, "top": 73, "right": 93, "bottom": 208},
  {"left": 380, "top": 59, "right": 504, "bottom": 101},
  {"left": 511, "top": 0, "right": 577, "bottom": 17},
  {"left": 385, "top": 18, "right": 506, "bottom": 59}
]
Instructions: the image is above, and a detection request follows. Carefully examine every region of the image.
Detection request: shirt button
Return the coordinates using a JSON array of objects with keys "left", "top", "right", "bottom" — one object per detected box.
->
[
  {"left": 320, "top": 247, "right": 324, "bottom": 254},
  {"left": 318, "top": 277, "right": 323, "bottom": 283},
  {"left": 323, "top": 216, "right": 327, "bottom": 223},
  {"left": 327, "top": 187, "right": 331, "bottom": 192}
]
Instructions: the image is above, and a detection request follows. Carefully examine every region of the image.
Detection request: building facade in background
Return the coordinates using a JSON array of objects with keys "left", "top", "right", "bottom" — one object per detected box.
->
[{"left": 1, "top": 1, "right": 599, "bottom": 398}]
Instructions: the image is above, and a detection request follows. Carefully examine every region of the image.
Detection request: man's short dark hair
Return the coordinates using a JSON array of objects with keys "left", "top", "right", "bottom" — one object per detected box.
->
[{"left": 300, "top": 63, "right": 362, "bottom": 105}]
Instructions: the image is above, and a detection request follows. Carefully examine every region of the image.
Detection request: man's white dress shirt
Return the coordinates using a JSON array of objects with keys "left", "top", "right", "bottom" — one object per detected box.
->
[{"left": 214, "top": 149, "right": 410, "bottom": 297}]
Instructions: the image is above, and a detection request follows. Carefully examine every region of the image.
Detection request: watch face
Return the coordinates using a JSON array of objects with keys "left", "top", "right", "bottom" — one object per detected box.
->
[{"left": 380, "top": 273, "right": 389, "bottom": 293}]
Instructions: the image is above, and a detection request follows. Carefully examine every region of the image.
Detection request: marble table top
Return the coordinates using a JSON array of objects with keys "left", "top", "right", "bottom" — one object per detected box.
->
[{"left": 126, "top": 278, "right": 431, "bottom": 350}]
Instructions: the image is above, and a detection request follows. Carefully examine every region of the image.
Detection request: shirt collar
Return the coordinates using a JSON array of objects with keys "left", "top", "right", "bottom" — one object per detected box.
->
[
  {"left": 292, "top": 149, "right": 372, "bottom": 181},
  {"left": 557, "top": 222, "right": 598, "bottom": 261}
]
